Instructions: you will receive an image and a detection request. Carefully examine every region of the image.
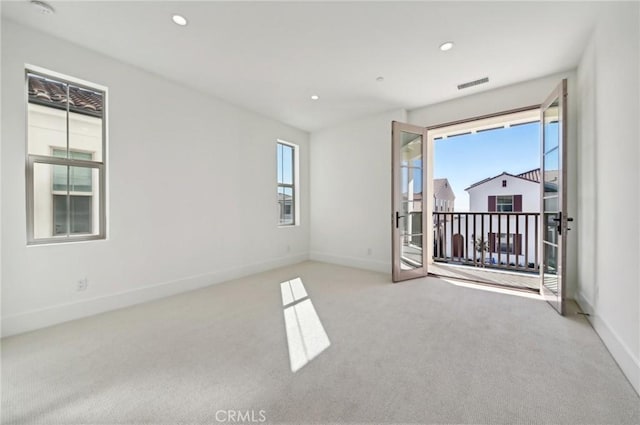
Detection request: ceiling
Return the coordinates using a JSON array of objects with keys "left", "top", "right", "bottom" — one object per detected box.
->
[{"left": 1, "top": 1, "right": 605, "bottom": 132}]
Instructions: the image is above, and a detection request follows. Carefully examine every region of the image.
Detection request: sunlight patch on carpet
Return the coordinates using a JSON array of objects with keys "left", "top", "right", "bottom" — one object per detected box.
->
[{"left": 280, "top": 278, "right": 331, "bottom": 372}]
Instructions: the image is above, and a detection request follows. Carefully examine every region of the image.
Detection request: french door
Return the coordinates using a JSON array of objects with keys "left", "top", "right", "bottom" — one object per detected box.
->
[
  {"left": 391, "top": 121, "right": 428, "bottom": 282},
  {"left": 540, "top": 79, "right": 571, "bottom": 314}
]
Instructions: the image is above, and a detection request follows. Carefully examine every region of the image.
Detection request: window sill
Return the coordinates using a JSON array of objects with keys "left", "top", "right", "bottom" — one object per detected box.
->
[{"left": 27, "top": 236, "right": 107, "bottom": 247}]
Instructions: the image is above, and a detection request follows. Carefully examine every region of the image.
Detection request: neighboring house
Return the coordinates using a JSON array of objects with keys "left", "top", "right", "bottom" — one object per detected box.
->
[
  {"left": 435, "top": 169, "right": 541, "bottom": 267},
  {"left": 466, "top": 168, "right": 540, "bottom": 266},
  {"left": 406, "top": 178, "right": 455, "bottom": 249},
  {"left": 433, "top": 178, "right": 455, "bottom": 212},
  {"left": 278, "top": 192, "right": 293, "bottom": 225},
  {"left": 466, "top": 168, "right": 540, "bottom": 213}
]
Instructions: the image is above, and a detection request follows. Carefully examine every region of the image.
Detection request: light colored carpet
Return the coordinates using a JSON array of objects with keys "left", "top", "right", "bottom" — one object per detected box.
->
[{"left": 2, "top": 261, "right": 639, "bottom": 424}]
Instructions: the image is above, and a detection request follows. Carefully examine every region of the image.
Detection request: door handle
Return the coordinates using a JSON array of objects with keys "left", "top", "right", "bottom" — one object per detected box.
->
[
  {"left": 395, "top": 211, "right": 405, "bottom": 229},
  {"left": 552, "top": 213, "right": 574, "bottom": 234},
  {"left": 553, "top": 212, "right": 562, "bottom": 234}
]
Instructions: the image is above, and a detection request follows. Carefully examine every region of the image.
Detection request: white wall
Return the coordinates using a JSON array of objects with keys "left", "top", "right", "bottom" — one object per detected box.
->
[
  {"left": 575, "top": 3, "right": 640, "bottom": 395},
  {"left": 1, "top": 20, "right": 310, "bottom": 336},
  {"left": 310, "top": 109, "right": 406, "bottom": 273}
]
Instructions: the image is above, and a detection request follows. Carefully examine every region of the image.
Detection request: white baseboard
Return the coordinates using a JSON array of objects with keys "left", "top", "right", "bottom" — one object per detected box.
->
[
  {"left": 309, "top": 251, "right": 390, "bottom": 274},
  {"left": 576, "top": 291, "right": 640, "bottom": 396},
  {"left": 1, "top": 253, "right": 308, "bottom": 338}
]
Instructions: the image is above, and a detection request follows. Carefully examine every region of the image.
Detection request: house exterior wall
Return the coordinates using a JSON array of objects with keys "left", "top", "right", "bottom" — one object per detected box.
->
[
  {"left": 467, "top": 175, "right": 539, "bottom": 212},
  {"left": 433, "top": 178, "right": 455, "bottom": 212}
]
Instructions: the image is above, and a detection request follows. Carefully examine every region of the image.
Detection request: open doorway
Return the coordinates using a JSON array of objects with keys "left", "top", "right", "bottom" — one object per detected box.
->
[{"left": 429, "top": 108, "right": 541, "bottom": 291}]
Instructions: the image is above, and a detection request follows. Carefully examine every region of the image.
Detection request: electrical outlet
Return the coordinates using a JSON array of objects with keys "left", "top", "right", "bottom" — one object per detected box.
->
[{"left": 77, "top": 278, "right": 88, "bottom": 292}]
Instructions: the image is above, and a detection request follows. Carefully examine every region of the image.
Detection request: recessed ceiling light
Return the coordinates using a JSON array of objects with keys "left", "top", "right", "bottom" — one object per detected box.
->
[
  {"left": 439, "top": 41, "right": 454, "bottom": 52},
  {"left": 30, "top": 0, "right": 55, "bottom": 14},
  {"left": 376, "top": 76, "right": 385, "bottom": 82},
  {"left": 172, "top": 14, "right": 188, "bottom": 26},
  {"left": 311, "top": 95, "right": 319, "bottom": 100}
]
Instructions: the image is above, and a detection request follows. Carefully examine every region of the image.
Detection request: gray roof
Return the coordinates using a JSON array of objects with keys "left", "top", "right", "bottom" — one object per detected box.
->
[{"left": 465, "top": 168, "right": 540, "bottom": 191}]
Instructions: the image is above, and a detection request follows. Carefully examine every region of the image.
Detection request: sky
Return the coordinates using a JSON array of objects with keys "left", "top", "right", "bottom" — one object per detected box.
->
[{"left": 433, "top": 122, "right": 540, "bottom": 211}]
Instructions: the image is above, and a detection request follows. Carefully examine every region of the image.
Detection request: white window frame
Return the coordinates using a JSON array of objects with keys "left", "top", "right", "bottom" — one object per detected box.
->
[
  {"left": 25, "top": 66, "right": 108, "bottom": 245},
  {"left": 277, "top": 140, "right": 299, "bottom": 226},
  {"left": 496, "top": 195, "right": 514, "bottom": 212}
]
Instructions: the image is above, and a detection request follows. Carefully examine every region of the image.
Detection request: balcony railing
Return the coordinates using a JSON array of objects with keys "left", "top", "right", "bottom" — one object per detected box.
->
[{"left": 433, "top": 212, "right": 540, "bottom": 273}]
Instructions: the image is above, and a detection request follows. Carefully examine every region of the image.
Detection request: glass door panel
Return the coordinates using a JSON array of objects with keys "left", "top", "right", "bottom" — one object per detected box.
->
[
  {"left": 540, "top": 80, "right": 569, "bottom": 314},
  {"left": 392, "top": 121, "right": 428, "bottom": 281}
]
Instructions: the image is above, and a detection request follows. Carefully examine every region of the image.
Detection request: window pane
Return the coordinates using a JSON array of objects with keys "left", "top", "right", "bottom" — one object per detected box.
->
[
  {"left": 278, "top": 186, "right": 293, "bottom": 225},
  {"left": 52, "top": 164, "right": 67, "bottom": 192},
  {"left": 70, "top": 165, "right": 93, "bottom": 192},
  {"left": 52, "top": 150, "right": 93, "bottom": 192},
  {"left": 33, "top": 163, "right": 63, "bottom": 239},
  {"left": 70, "top": 196, "right": 92, "bottom": 234},
  {"left": 277, "top": 143, "right": 283, "bottom": 183},
  {"left": 33, "top": 163, "right": 100, "bottom": 239},
  {"left": 28, "top": 74, "right": 68, "bottom": 156},
  {"left": 69, "top": 85, "right": 103, "bottom": 162},
  {"left": 52, "top": 195, "right": 93, "bottom": 235},
  {"left": 498, "top": 233, "right": 515, "bottom": 254},
  {"left": 52, "top": 195, "right": 68, "bottom": 235},
  {"left": 27, "top": 75, "right": 104, "bottom": 162},
  {"left": 497, "top": 196, "right": 513, "bottom": 212},
  {"left": 280, "top": 144, "right": 293, "bottom": 185}
]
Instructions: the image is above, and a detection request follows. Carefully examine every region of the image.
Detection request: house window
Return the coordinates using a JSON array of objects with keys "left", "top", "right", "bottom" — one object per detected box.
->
[
  {"left": 502, "top": 179, "right": 507, "bottom": 187},
  {"left": 277, "top": 141, "right": 297, "bottom": 225},
  {"left": 26, "top": 69, "right": 106, "bottom": 244},
  {"left": 496, "top": 195, "right": 513, "bottom": 212},
  {"left": 52, "top": 149, "right": 94, "bottom": 235},
  {"left": 489, "top": 232, "right": 522, "bottom": 254}
]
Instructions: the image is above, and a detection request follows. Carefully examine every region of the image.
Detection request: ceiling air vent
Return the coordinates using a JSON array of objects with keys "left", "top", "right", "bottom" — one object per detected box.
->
[{"left": 457, "top": 77, "right": 489, "bottom": 90}]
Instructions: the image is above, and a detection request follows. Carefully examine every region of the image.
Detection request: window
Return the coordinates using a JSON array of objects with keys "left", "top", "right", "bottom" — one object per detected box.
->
[
  {"left": 489, "top": 232, "right": 522, "bottom": 254},
  {"left": 496, "top": 195, "right": 513, "bottom": 212},
  {"left": 26, "top": 69, "right": 106, "bottom": 244},
  {"left": 488, "top": 194, "right": 522, "bottom": 212},
  {"left": 502, "top": 179, "right": 507, "bottom": 187},
  {"left": 277, "top": 141, "right": 297, "bottom": 225},
  {"left": 51, "top": 149, "right": 93, "bottom": 235}
]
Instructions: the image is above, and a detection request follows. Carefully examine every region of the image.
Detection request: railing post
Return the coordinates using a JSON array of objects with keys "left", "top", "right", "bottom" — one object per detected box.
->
[
  {"left": 473, "top": 213, "right": 477, "bottom": 266},
  {"left": 525, "top": 214, "right": 529, "bottom": 270},
  {"left": 506, "top": 212, "right": 511, "bottom": 268},
  {"left": 464, "top": 213, "right": 468, "bottom": 264},
  {"left": 515, "top": 213, "right": 520, "bottom": 269},
  {"left": 497, "top": 213, "right": 502, "bottom": 267}
]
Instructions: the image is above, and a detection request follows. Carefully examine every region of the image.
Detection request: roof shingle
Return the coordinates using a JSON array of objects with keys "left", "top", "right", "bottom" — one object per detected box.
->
[{"left": 28, "top": 74, "right": 103, "bottom": 118}]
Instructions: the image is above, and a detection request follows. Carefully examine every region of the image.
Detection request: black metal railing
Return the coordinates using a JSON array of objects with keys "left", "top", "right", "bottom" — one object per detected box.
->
[{"left": 433, "top": 212, "right": 539, "bottom": 273}]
